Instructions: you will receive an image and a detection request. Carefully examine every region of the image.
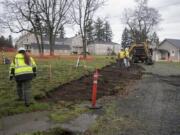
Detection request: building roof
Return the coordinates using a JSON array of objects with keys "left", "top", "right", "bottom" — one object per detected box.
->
[
  {"left": 160, "top": 38, "right": 180, "bottom": 49},
  {"left": 31, "top": 43, "right": 71, "bottom": 50},
  {"left": 42, "top": 37, "right": 73, "bottom": 43},
  {"left": 89, "top": 41, "right": 120, "bottom": 45}
]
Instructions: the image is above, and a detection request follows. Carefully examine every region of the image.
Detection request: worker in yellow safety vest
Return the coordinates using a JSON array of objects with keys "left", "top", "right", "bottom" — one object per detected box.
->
[
  {"left": 9, "top": 47, "right": 37, "bottom": 107},
  {"left": 117, "top": 48, "right": 125, "bottom": 67},
  {"left": 124, "top": 47, "right": 130, "bottom": 68}
]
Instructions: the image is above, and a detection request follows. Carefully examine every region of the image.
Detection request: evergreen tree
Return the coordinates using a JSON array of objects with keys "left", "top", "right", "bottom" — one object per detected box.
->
[
  {"left": 0, "top": 36, "right": 5, "bottom": 47},
  {"left": 86, "top": 20, "right": 94, "bottom": 44},
  {"left": 8, "top": 35, "right": 13, "bottom": 47},
  {"left": 149, "top": 32, "right": 159, "bottom": 47},
  {"left": 121, "top": 28, "right": 133, "bottom": 48},
  {"left": 0, "top": 35, "right": 14, "bottom": 48},
  {"left": 94, "top": 18, "right": 104, "bottom": 42},
  {"left": 103, "top": 21, "right": 112, "bottom": 42}
]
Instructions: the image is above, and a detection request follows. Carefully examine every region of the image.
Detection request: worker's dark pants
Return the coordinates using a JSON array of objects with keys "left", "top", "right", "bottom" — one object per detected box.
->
[
  {"left": 16, "top": 80, "right": 32, "bottom": 105},
  {"left": 118, "top": 58, "right": 124, "bottom": 67}
]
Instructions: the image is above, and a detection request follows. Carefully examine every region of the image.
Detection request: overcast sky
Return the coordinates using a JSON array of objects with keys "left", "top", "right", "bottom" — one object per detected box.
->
[
  {"left": 1, "top": 0, "right": 180, "bottom": 44},
  {"left": 66, "top": 0, "right": 180, "bottom": 43}
]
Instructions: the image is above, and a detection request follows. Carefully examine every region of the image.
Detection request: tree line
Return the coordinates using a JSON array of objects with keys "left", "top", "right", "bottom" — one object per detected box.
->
[
  {"left": 1, "top": 0, "right": 161, "bottom": 56},
  {"left": 0, "top": 35, "right": 13, "bottom": 48},
  {"left": 1, "top": 0, "right": 106, "bottom": 57},
  {"left": 121, "top": 28, "right": 159, "bottom": 48},
  {"left": 121, "top": 0, "right": 161, "bottom": 48},
  {"left": 86, "top": 18, "right": 113, "bottom": 44}
]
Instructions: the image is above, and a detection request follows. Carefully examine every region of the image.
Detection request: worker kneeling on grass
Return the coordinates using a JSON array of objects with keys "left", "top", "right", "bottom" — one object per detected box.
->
[
  {"left": 9, "top": 47, "right": 37, "bottom": 107},
  {"left": 118, "top": 48, "right": 125, "bottom": 67},
  {"left": 124, "top": 47, "right": 130, "bottom": 68}
]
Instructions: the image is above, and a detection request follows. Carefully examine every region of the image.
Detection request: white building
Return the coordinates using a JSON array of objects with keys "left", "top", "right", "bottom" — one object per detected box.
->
[
  {"left": 15, "top": 33, "right": 37, "bottom": 49},
  {"left": 88, "top": 42, "right": 121, "bottom": 55},
  {"left": 153, "top": 39, "right": 180, "bottom": 62},
  {"left": 16, "top": 33, "right": 122, "bottom": 56},
  {"left": 15, "top": 33, "right": 83, "bottom": 55}
]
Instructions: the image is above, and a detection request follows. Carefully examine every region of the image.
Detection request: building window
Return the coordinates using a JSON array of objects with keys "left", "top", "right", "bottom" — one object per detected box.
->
[{"left": 171, "top": 50, "right": 175, "bottom": 56}]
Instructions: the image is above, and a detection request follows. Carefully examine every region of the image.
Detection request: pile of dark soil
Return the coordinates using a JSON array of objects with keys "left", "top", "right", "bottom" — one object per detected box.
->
[{"left": 40, "top": 64, "right": 143, "bottom": 102}]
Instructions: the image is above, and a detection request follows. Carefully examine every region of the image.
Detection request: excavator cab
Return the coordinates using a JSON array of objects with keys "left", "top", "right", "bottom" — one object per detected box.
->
[{"left": 129, "top": 42, "right": 153, "bottom": 65}]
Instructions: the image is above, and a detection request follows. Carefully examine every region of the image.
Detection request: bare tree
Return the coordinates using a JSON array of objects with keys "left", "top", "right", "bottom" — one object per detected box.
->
[
  {"left": 71, "top": 0, "right": 105, "bottom": 58},
  {"left": 0, "top": 18, "right": 4, "bottom": 33},
  {"left": 33, "top": 0, "right": 74, "bottom": 55},
  {"left": 2, "top": 0, "right": 73, "bottom": 56},
  {"left": 2, "top": 0, "right": 45, "bottom": 55},
  {"left": 121, "top": 0, "right": 161, "bottom": 43}
]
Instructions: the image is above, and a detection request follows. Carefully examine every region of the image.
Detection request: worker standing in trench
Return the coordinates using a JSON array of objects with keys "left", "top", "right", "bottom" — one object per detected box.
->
[{"left": 9, "top": 47, "right": 37, "bottom": 107}]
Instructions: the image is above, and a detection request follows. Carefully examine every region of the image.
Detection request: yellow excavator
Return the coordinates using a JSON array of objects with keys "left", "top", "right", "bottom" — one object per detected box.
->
[{"left": 129, "top": 42, "right": 153, "bottom": 65}]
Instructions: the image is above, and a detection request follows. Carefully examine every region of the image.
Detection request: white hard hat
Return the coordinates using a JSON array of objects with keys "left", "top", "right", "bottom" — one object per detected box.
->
[{"left": 18, "top": 47, "right": 26, "bottom": 51}]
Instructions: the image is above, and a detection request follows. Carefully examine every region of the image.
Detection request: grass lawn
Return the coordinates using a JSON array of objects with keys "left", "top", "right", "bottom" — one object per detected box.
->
[
  {"left": 0, "top": 53, "right": 115, "bottom": 117},
  {"left": 156, "top": 61, "right": 180, "bottom": 67}
]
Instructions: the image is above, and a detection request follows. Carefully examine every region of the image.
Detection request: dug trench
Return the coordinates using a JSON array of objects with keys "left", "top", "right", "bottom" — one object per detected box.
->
[
  {"left": 36, "top": 64, "right": 143, "bottom": 134},
  {"left": 0, "top": 63, "right": 144, "bottom": 135},
  {"left": 39, "top": 63, "right": 143, "bottom": 104}
]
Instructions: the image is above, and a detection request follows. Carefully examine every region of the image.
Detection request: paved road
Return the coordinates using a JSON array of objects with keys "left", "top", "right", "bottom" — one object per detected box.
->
[{"left": 93, "top": 63, "right": 180, "bottom": 135}]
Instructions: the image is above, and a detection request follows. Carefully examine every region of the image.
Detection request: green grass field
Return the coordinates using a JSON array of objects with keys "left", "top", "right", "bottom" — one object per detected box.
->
[{"left": 0, "top": 54, "right": 115, "bottom": 117}]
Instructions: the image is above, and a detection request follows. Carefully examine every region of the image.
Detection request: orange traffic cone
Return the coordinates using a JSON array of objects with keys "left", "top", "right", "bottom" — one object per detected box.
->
[{"left": 88, "top": 69, "right": 102, "bottom": 109}]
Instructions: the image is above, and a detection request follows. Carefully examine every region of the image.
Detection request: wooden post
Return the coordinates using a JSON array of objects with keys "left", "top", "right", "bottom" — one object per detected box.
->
[
  {"left": 67, "top": 65, "right": 73, "bottom": 78},
  {"left": 76, "top": 56, "right": 81, "bottom": 68},
  {"left": 1, "top": 51, "right": 5, "bottom": 64},
  {"left": 49, "top": 64, "right": 52, "bottom": 82},
  {"left": 83, "top": 58, "right": 87, "bottom": 69}
]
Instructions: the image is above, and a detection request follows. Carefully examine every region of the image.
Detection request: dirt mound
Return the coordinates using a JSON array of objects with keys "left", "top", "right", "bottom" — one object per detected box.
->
[{"left": 40, "top": 64, "right": 143, "bottom": 102}]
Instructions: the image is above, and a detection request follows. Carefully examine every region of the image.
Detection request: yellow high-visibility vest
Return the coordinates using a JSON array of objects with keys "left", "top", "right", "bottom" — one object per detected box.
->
[
  {"left": 125, "top": 50, "right": 129, "bottom": 58},
  {"left": 118, "top": 51, "right": 125, "bottom": 59},
  {"left": 9, "top": 53, "right": 36, "bottom": 76}
]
